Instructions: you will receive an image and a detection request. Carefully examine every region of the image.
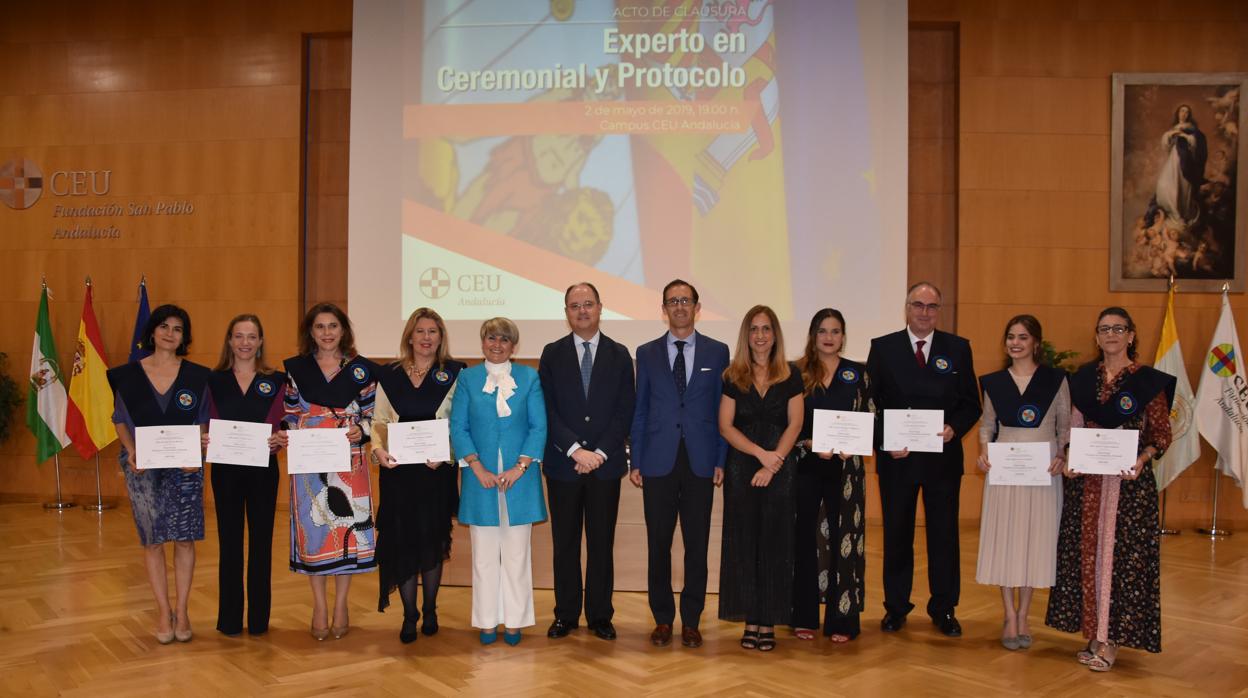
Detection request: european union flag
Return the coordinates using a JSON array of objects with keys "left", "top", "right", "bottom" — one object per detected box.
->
[{"left": 128, "top": 279, "right": 151, "bottom": 363}]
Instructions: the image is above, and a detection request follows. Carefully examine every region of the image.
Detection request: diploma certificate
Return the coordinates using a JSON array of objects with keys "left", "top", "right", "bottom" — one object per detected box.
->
[
  {"left": 987, "top": 441, "right": 1053, "bottom": 486},
  {"left": 387, "top": 419, "right": 451, "bottom": 464},
  {"left": 1068, "top": 427, "right": 1140, "bottom": 475},
  {"left": 287, "top": 428, "right": 352, "bottom": 474},
  {"left": 206, "top": 419, "right": 272, "bottom": 468},
  {"left": 811, "top": 409, "right": 874, "bottom": 456},
  {"left": 882, "top": 409, "right": 945, "bottom": 453},
  {"left": 135, "top": 424, "right": 202, "bottom": 470}
]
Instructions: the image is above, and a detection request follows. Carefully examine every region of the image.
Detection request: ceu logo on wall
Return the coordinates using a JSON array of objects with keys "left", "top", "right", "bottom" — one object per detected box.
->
[
  {"left": 419, "top": 267, "right": 451, "bottom": 299},
  {"left": 0, "top": 158, "right": 43, "bottom": 210}
]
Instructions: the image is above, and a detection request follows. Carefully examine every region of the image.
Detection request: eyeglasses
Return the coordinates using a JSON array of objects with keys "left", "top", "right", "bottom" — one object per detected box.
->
[
  {"left": 566, "top": 301, "right": 598, "bottom": 312},
  {"left": 664, "top": 297, "right": 694, "bottom": 307},
  {"left": 1096, "top": 325, "right": 1130, "bottom": 336},
  {"left": 908, "top": 301, "right": 941, "bottom": 313}
]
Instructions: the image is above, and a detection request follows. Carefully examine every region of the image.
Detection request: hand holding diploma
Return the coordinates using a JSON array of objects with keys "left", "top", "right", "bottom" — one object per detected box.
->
[
  {"left": 1068, "top": 427, "right": 1140, "bottom": 476},
  {"left": 135, "top": 424, "right": 203, "bottom": 471},
  {"left": 883, "top": 409, "right": 945, "bottom": 454}
]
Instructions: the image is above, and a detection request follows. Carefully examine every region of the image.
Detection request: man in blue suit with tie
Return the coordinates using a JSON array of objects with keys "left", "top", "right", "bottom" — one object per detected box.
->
[{"left": 629, "top": 279, "right": 729, "bottom": 649}]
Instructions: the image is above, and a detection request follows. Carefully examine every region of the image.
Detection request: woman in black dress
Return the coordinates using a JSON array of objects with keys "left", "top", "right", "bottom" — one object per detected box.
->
[
  {"left": 717, "top": 305, "right": 805, "bottom": 651},
  {"left": 370, "top": 308, "right": 465, "bottom": 643},
  {"left": 206, "top": 314, "right": 288, "bottom": 637},
  {"left": 791, "top": 308, "right": 871, "bottom": 643}
]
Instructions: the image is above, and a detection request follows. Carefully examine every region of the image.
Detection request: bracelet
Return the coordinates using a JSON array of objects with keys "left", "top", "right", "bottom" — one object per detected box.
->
[{"left": 516, "top": 461, "right": 529, "bottom": 473}]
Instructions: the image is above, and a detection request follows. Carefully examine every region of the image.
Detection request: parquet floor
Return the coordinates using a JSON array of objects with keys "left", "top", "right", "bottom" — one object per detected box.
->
[{"left": 1, "top": 503, "right": 1246, "bottom": 697}]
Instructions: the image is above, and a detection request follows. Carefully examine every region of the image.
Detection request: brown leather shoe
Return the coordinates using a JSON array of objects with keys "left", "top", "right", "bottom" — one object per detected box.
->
[
  {"left": 650, "top": 624, "right": 673, "bottom": 646},
  {"left": 681, "top": 626, "right": 703, "bottom": 648}
]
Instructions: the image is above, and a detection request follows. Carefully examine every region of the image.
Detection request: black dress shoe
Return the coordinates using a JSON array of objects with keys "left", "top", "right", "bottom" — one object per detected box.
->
[
  {"left": 880, "top": 612, "right": 907, "bottom": 632},
  {"left": 589, "top": 620, "right": 617, "bottom": 640},
  {"left": 932, "top": 613, "right": 962, "bottom": 637},
  {"left": 421, "top": 611, "right": 439, "bottom": 636},
  {"left": 547, "top": 618, "right": 578, "bottom": 638}
]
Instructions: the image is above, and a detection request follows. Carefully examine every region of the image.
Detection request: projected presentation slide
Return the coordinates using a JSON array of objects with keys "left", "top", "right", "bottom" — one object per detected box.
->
[{"left": 349, "top": 0, "right": 907, "bottom": 358}]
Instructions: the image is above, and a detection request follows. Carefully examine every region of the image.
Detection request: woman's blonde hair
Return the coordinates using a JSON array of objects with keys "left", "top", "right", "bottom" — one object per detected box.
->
[
  {"left": 480, "top": 317, "right": 520, "bottom": 344},
  {"left": 397, "top": 307, "right": 452, "bottom": 371}
]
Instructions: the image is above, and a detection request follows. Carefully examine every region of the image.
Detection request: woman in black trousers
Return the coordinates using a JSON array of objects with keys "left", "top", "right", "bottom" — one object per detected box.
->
[{"left": 207, "top": 314, "right": 288, "bottom": 636}]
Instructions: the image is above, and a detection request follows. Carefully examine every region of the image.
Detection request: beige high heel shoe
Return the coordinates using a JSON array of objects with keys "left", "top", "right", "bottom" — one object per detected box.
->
[{"left": 155, "top": 613, "right": 175, "bottom": 645}]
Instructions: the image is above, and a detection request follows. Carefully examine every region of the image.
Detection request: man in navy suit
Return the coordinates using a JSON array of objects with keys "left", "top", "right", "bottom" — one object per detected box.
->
[
  {"left": 538, "top": 282, "right": 635, "bottom": 641},
  {"left": 866, "top": 281, "right": 981, "bottom": 638},
  {"left": 629, "top": 279, "right": 729, "bottom": 649}
]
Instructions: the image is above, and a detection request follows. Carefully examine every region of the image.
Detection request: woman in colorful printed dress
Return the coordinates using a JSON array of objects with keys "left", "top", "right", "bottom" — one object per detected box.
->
[
  {"left": 370, "top": 308, "right": 464, "bottom": 643},
  {"left": 282, "top": 303, "right": 379, "bottom": 641},
  {"left": 108, "top": 304, "right": 211, "bottom": 644},
  {"left": 1045, "top": 307, "right": 1173, "bottom": 671},
  {"left": 790, "top": 308, "right": 871, "bottom": 643},
  {"left": 975, "top": 315, "right": 1069, "bottom": 651}
]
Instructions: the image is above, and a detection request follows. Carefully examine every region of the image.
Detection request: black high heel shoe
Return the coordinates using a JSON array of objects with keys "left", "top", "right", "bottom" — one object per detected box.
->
[{"left": 400, "top": 615, "right": 420, "bottom": 644}]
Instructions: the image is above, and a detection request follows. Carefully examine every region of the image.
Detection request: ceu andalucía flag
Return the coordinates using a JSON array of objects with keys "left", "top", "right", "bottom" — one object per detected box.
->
[
  {"left": 1152, "top": 285, "right": 1200, "bottom": 490},
  {"left": 25, "top": 286, "right": 70, "bottom": 462},
  {"left": 127, "top": 278, "right": 151, "bottom": 363},
  {"left": 65, "top": 282, "right": 116, "bottom": 459},
  {"left": 1194, "top": 290, "right": 1248, "bottom": 506}
]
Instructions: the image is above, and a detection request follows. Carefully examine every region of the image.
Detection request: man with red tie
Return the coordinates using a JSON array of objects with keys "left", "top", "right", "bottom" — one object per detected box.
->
[{"left": 866, "top": 281, "right": 981, "bottom": 638}]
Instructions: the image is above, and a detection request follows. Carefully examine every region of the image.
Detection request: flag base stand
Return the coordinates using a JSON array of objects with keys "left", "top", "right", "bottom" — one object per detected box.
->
[
  {"left": 84, "top": 455, "right": 116, "bottom": 513},
  {"left": 42, "top": 454, "right": 76, "bottom": 511},
  {"left": 1158, "top": 490, "right": 1180, "bottom": 535},
  {"left": 1197, "top": 471, "right": 1234, "bottom": 538}
]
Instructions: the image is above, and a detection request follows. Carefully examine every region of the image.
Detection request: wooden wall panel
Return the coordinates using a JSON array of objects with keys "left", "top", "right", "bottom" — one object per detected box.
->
[
  {"left": 0, "top": 2, "right": 352, "bottom": 503},
  {"left": 303, "top": 35, "right": 351, "bottom": 314},
  {"left": 914, "top": 0, "right": 1248, "bottom": 527}
]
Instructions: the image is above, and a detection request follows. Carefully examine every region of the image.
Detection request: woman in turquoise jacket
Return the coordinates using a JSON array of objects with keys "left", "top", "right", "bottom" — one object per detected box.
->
[{"left": 451, "top": 317, "right": 547, "bottom": 645}]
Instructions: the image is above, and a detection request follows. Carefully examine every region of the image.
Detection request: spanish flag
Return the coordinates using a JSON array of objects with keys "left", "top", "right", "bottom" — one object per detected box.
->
[{"left": 65, "top": 281, "right": 115, "bottom": 459}]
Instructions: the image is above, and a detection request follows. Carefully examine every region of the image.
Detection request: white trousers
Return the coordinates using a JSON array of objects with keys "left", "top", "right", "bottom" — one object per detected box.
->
[{"left": 469, "top": 486, "right": 534, "bottom": 630}]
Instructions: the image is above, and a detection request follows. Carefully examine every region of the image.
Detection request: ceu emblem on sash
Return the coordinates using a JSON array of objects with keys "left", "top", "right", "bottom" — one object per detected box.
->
[
  {"left": 175, "top": 389, "right": 196, "bottom": 410},
  {"left": 256, "top": 380, "right": 274, "bottom": 395},
  {"left": 1017, "top": 405, "right": 1039, "bottom": 426},
  {"left": 837, "top": 367, "right": 859, "bottom": 384},
  {"left": 433, "top": 370, "right": 451, "bottom": 385},
  {"left": 1116, "top": 392, "right": 1137, "bottom": 415},
  {"left": 932, "top": 356, "right": 951, "bottom": 373},
  {"left": 351, "top": 365, "right": 369, "bottom": 384}
]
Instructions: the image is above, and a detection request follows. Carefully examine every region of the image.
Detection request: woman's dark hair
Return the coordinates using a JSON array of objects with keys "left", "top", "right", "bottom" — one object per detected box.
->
[
  {"left": 1001, "top": 314, "right": 1045, "bottom": 368},
  {"left": 796, "top": 308, "right": 846, "bottom": 394},
  {"left": 141, "top": 304, "right": 192, "bottom": 356},
  {"left": 1095, "top": 306, "right": 1137, "bottom": 360},
  {"left": 1173, "top": 103, "right": 1198, "bottom": 127},
  {"left": 298, "top": 302, "right": 357, "bottom": 358}
]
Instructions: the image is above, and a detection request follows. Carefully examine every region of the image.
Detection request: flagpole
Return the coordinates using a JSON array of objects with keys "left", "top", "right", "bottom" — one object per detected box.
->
[
  {"left": 41, "top": 452, "right": 76, "bottom": 510},
  {"left": 1159, "top": 490, "right": 1179, "bottom": 535},
  {"left": 84, "top": 454, "right": 114, "bottom": 512},
  {"left": 1196, "top": 471, "right": 1233, "bottom": 537}
]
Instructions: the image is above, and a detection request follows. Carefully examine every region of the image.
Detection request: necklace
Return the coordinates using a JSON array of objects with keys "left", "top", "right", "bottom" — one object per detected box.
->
[{"left": 407, "top": 363, "right": 431, "bottom": 380}]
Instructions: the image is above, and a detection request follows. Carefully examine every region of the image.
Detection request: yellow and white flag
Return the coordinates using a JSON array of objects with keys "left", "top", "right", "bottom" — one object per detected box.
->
[
  {"left": 1194, "top": 290, "right": 1248, "bottom": 506},
  {"left": 1152, "top": 286, "right": 1200, "bottom": 489}
]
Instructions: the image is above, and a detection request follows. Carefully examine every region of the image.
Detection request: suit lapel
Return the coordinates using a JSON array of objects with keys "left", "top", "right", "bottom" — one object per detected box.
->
[
  {"left": 895, "top": 330, "right": 925, "bottom": 382},
  {"left": 585, "top": 334, "right": 610, "bottom": 403},
  {"left": 686, "top": 331, "right": 707, "bottom": 391}
]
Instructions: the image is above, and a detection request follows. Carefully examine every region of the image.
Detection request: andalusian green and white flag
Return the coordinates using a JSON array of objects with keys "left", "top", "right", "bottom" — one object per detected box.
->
[{"left": 25, "top": 287, "right": 70, "bottom": 462}]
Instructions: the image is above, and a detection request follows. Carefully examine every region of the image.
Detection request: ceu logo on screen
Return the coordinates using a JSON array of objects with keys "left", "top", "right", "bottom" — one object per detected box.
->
[
  {"left": 0, "top": 158, "right": 43, "bottom": 210},
  {"left": 420, "top": 267, "right": 451, "bottom": 299}
]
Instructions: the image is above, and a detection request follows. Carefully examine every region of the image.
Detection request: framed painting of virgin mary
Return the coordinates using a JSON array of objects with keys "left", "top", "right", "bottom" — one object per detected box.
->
[{"left": 1110, "top": 73, "right": 1247, "bottom": 292}]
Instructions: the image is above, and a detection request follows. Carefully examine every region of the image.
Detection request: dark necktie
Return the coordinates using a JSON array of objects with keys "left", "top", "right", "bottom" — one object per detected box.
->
[
  {"left": 580, "top": 341, "right": 593, "bottom": 398},
  {"left": 915, "top": 339, "right": 927, "bottom": 368},
  {"left": 673, "top": 340, "right": 687, "bottom": 396}
]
